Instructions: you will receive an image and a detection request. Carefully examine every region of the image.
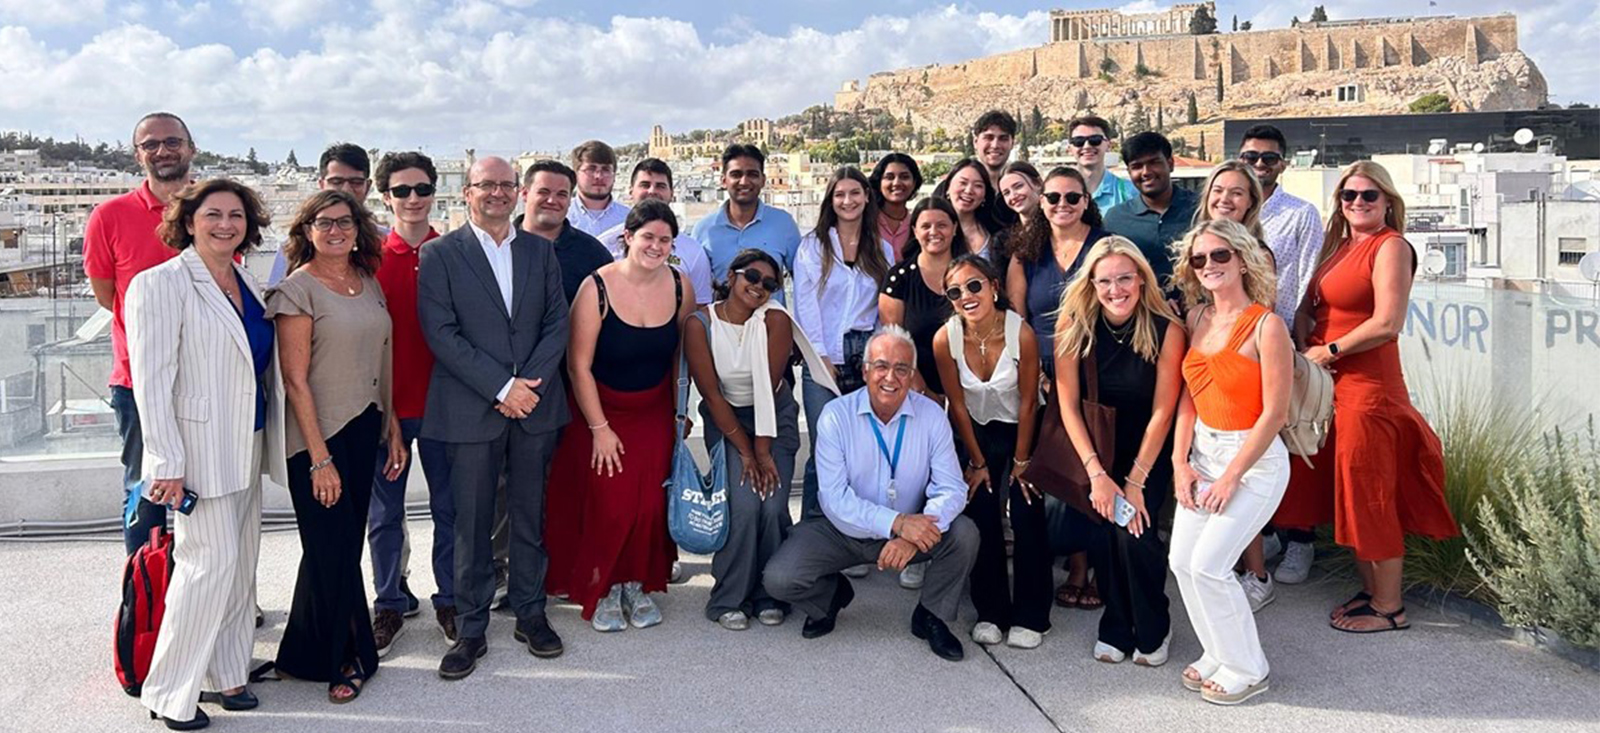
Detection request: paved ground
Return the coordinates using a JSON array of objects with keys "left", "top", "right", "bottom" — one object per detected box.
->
[{"left": 4, "top": 511, "right": 1597, "bottom": 733}]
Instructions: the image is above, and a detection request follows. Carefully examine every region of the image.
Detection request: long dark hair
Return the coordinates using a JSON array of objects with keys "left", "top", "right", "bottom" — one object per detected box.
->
[
  {"left": 713, "top": 247, "right": 783, "bottom": 301},
  {"left": 901, "top": 197, "right": 969, "bottom": 261},
  {"left": 1011, "top": 166, "right": 1104, "bottom": 264},
  {"left": 944, "top": 253, "right": 1011, "bottom": 313},
  {"left": 813, "top": 167, "right": 890, "bottom": 293},
  {"left": 868, "top": 152, "right": 923, "bottom": 208},
  {"left": 931, "top": 158, "right": 1004, "bottom": 235},
  {"left": 283, "top": 189, "right": 384, "bottom": 276}
]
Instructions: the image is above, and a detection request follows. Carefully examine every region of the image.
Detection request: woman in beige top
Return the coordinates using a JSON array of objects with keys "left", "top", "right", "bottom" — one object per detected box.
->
[{"left": 265, "top": 189, "right": 404, "bottom": 705}]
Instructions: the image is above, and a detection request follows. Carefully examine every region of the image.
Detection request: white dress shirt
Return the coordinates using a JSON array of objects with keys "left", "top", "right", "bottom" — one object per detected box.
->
[
  {"left": 468, "top": 220, "right": 519, "bottom": 402},
  {"left": 1259, "top": 186, "right": 1325, "bottom": 324},
  {"left": 793, "top": 229, "right": 895, "bottom": 365},
  {"left": 814, "top": 389, "right": 968, "bottom": 540}
]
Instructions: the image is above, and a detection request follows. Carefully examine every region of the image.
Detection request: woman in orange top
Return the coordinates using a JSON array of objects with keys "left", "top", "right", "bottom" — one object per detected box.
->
[
  {"left": 1282, "top": 161, "right": 1456, "bottom": 633},
  {"left": 1170, "top": 218, "right": 1293, "bottom": 706}
]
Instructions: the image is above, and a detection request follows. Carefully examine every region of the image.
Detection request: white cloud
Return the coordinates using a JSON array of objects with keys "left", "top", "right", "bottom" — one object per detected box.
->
[
  {"left": 234, "top": 0, "right": 324, "bottom": 31},
  {"left": 0, "top": 0, "right": 107, "bottom": 25}
]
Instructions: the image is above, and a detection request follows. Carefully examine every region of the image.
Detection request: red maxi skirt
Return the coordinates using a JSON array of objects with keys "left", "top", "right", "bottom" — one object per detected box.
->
[{"left": 545, "top": 378, "right": 677, "bottom": 619}]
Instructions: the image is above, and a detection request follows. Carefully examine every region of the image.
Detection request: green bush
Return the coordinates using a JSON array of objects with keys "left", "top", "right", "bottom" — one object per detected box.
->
[
  {"left": 1409, "top": 93, "right": 1452, "bottom": 114},
  {"left": 1469, "top": 422, "right": 1600, "bottom": 648}
]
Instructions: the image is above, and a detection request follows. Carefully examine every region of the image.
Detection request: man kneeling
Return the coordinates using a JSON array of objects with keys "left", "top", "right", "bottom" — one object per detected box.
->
[{"left": 763, "top": 325, "right": 977, "bottom": 661}]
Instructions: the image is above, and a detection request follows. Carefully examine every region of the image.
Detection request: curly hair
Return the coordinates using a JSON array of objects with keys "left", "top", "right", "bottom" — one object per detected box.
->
[
  {"left": 157, "top": 178, "right": 270, "bottom": 254},
  {"left": 282, "top": 190, "right": 385, "bottom": 277},
  {"left": 1009, "top": 166, "right": 1103, "bottom": 265},
  {"left": 1172, "top": 219, "right": 1278, "bottom": 312}
]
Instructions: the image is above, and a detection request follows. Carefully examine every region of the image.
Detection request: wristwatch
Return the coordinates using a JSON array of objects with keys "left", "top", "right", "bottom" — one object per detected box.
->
[{"left": 1327, "top": 342, "right": 1341, "bottom": 357}]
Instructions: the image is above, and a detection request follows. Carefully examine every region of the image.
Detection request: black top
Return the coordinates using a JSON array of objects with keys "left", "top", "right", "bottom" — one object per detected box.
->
[
  {"left": 881, "top": 259, "right": 952, "bottom": 395},
  {"left": 516, "top": 217, "right": 615, "bottom": 304},
  {"left": 1022, "top": 228, "right": 1110, "bottom": 377},
  {"left": 1086, "top": 314, "right": 1173, "bottom": 491},
  {"left": 589, "top": 271, "right": 683, "bottom": 392}
]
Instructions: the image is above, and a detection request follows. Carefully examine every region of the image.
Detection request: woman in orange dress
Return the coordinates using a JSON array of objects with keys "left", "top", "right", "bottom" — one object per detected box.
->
[{"left": 1278, "top": 161, "right": 1457, "bottom": 633}]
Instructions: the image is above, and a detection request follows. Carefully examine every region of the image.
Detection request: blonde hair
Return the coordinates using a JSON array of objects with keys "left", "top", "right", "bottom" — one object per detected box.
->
[
  {"left": 1173, "top": 219, "right": 1278, "bottom": 311},
  {"left": 1319, "top": 160, "right": 1407, "bottom": 268},
  {"left": 1055, "top": 236, "right": 1179, "bottom": 364},
  {"left": 1193, "top": 161, "right": 1267, "bottom": 244}
]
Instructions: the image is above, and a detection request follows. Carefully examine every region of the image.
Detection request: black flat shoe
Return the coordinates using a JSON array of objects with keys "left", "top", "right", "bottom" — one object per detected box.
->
[
  {"left": 801, "top": 575, "right": 855, "bottom": 639},
  {"left": 150, "top": 708, "right": 209, "bottom": 730},
  {"left": 199, "top": 688, "right": 258, "bottom": 710},
  {"left": 513, "top": 616, "right": 564, "bottom": 658},
  {"left": 911, "top": 604, "right": 965, "bottom": 662},
  {"left": 439, "top": 637, "right": 488, "bottom": 680}
]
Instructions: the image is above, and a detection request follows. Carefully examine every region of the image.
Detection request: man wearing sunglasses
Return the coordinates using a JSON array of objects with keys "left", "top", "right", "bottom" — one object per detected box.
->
[
  {"left": 692, "top": 144, "right": 801, "bottom": 303},
  {"left": 269, "top": 143, "right": 386, "bottom": 286},
  {"left": 1068, "top": 115, "right": 1137, "bottom": 213},
  {"left": 84, "top": 112, "right": 192, "bottom": 555},
  {"left": 1102, "top": 131, "right": 1198, "bottom": 284},
  {"left": 1240, "top": 124, "right": 1324, "bottom": 327}
]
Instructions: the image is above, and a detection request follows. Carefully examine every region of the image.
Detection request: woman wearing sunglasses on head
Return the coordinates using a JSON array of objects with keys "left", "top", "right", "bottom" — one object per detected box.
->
[
  {"left": 685, "top": 249, "right": 838, "bottom": 631},
  {"left": 1169, "top": 218, "right": 1291, "bottom": 705},
  {"left": 1285, "top": 162, "right": 1456, "bottom": 634},
  {"left": 931, "top": 254, "right": 1048, "bottom": 649},
  {"left": 1055, "top": 237, "right": 1184, "bottom": 668},
  {"left": 1005, "top": 166, "right": 1110, "bottom": 611}
]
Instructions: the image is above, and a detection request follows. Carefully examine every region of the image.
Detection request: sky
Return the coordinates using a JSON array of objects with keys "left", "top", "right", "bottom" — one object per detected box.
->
[{"left": 1, "top": 0, "right": 1594, "bottom": 160}]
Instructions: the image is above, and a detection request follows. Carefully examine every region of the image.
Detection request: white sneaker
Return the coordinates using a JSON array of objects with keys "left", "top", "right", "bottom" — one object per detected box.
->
[
  {"left": 1006, "top": 626, "right": 1044, "bottom": 649},
  {"left": 1239, "top": 572, "right": 1276, "bottom": 613},
  {"left": 899, "top": 562, "right": 926, "bottom": 589},
  {"left": 842, "top": 563, "right": 872, "bottom": 579},
  {"left": 1275, "top": 541, "right": 1314, "bottom": 585},
  {"left": 971, "top": 621, "right": 1003, "bottom": 645},
  {"left": 669, "top": 561, "right": 685, "bottom": 584},
  {"left": 593, "top": 585, "right": 627, "bottom": 632},
  {"left": 1261, "top": 533, "right": 1284, "bottom": 562},
  {"left": 620, "top": 581, "right": 662, "bottom": 629},
  {"left": 1093, "top": 641, "right": 1126, "bottom": 663},
  {"left": 1133, "top": 633, "right": 1171, "bottom": 667}
]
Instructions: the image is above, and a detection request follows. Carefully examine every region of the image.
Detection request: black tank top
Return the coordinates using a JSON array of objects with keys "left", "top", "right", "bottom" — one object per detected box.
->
[{"left": 590, "top": 271, "right": 683, "bottom": 392}]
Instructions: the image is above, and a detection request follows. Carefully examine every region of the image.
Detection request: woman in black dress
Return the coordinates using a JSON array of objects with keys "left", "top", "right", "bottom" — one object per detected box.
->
[{"left": 878, "top": 197, "right": 969, "bottom": 399}]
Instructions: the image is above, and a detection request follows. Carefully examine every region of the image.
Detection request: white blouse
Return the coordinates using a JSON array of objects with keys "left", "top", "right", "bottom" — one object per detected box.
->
[
  {"left": 793, "top": 229, "right": 896, "bottom": 365},
  {"left": 946, "top": 310, "right": 1024, "bottom": 425},
  {"left": 708, "top": 300, "right": 838, "bottom": 437}
]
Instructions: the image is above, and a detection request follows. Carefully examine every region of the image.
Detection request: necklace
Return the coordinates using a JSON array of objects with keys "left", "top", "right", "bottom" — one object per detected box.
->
[
  {"left": 1105, "top": 315, "right": 1136, "bottom": 345},
  {"left": 968, "top": 316, "right": 1005, "bottom": 358},
  {"left": 313, "top": 264, "right": 359, "bottom": 295}
]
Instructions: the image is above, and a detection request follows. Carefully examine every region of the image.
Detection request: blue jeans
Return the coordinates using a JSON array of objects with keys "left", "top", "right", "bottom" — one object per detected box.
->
[
  {"left": 367, "top": 417, "right": 455, "bottom": 612},
  {"left": 113, "top": 385, "right": 166, "bottom": 555},
  {"left": 798, "top": 330, "right": 871, "bottom": 522}
]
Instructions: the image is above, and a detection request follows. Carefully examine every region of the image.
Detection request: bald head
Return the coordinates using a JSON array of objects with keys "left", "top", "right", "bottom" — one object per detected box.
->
[{"left": 465, "top": 156, "right": 518, "bottom": 227}]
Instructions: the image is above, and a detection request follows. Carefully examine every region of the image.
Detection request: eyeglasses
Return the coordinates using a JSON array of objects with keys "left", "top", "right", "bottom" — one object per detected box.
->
[
  {"left": 1069, "top": 134, "right": 1107, "bottom": 148},
  {"left": 137, "top": 137, "right": 188, "bottom": 153},
  {"left": 1041, "top": 191, "right": 1085, "bottom": 206},
  {"left": 578, "top": 164, "right": 616, "bottom": 176},
  {"left": 1092, "top": 273, "right": 1138, "bottom": 291},
  {"left": 324, "top": 176, "right": 368, "bottom": 189},
  {"left": 1188, "top": 249, "right": 1234, "bottom": 269},
  {"left": 388, "top": 183, "right": 436, "bottom": 199},
  {"left": 867, "top": 360, "right": 916, "bottom": 379},
  {"left": 944, "top": 277, "right": 986, "bottom": 302},
  {"left": 1239, "top": 151, "right": 1284, "bottom": 167},
  {"left": 469, "top": 181, "right": 519, "bottom": 193},
  {"left": 733, "top": 268, "right": 781, "bottom": 293},
  {"left": 310, "top": 216, "right": 357, "bottom": 233},
  {"left": 1339, "top": 189, "right": 1382, "bottom": 203}
]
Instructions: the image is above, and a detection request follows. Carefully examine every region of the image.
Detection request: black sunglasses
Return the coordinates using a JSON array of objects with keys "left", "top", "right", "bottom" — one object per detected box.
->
[
  {"left": 1188, "top": 249, "right": 1234, "bottom": 270},
  {"left": 944, "top": 277, "right": 986, "bottom": 302},
  {"left": 1041, "top": 191, "right": 1085, "bottom": 206},
  {"left": 734, "top": 268, "right": 781, "bottom": 293},
  {"left": 1339, "top": 189, "right": 1382, "bottom": 203},
  {"left": 1068, "top": 134, "right": 1107, "bottom": 148},
  {"left": 1239, "top": 151, "right": 1284, "bottom": 167},
  {"left": 389, "top": 183, "right": 436, "bottom": 199}
]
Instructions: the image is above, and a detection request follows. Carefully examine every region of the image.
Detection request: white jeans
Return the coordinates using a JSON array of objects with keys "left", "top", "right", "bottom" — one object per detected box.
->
[{"left": 1170, "top": 419, "right": 1289, "bottom": 690}]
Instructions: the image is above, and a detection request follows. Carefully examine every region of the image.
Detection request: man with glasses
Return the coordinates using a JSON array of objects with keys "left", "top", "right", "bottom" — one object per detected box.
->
[
  {"left": 566, "top": 140, "right": 629, "bottom": 237},
  {"left": 83, "top": 112, "right": 191, "bottom": 554},
  {"left": 693, "top": 144, "right": 801, "bottom": 298},
  {"left": 516, "top": 160, "right": 613, "bottom": 304},
  {"left": 596, "top": 158, "right": 713, "bottom": 308},
  {"left": 419, "top": 156, "right": 570, "bottom": 680},
  {"left": 269, "top": 143, "right": 383, "bottom": 285},
  {"left": 763, "top": 325, "right": 977, "bottom": 662},
  {"left": 1102, "top": 131, "right": 1197, "bottom": 284},
  {"left": 1068, "top": 115, "right": 1137, "bottom": 213}
]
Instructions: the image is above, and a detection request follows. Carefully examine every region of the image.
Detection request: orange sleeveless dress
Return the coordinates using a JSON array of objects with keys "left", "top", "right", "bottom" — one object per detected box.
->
[
  {"left": 1182, "top": 303, "right": 1271, "bottom": 431},
  {"left": 1274, "top": 228, "right": 1456, "bottom": 560}
]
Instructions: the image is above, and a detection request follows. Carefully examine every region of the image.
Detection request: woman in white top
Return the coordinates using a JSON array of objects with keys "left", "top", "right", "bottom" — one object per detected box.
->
[
  {"left": 793, "top": 167, "right": 895, "bottom": 522},
  {"left": 685, "top": 248, "right": 838, "bottom": 631},
  {"left": 930, "top": 254, "right": 1047, "bottom": 649}
]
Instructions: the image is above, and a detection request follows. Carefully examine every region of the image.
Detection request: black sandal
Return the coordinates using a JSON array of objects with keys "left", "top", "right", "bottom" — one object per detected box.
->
[
  {"left": 1330, "top": 603, "right": 1410, "bottom": 633},
  {"left": 1329, "top": 591, "right": 1372, "bottom": 620},
  {"left": 328, "top": 662, "right": 370, "bottom": 705}
]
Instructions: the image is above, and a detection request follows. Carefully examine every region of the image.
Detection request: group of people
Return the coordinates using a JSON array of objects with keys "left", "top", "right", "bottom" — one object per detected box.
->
[{"left": 88, "top": 109, "right": 1458, "bottom": 729}]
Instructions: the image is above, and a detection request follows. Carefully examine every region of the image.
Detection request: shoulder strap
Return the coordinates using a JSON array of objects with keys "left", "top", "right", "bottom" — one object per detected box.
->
[
  {"left": 1003, "top": 310, "right": 1023, "bottom": 362},
  {"left": 673, "top": 269, "right": 683, "bottom": 310},
  {"left": 1228, "top": 305, "right": 1269, "bottom": 351},
  {"left": 591, "top": 273, "right": 609, "bottom": 318}
]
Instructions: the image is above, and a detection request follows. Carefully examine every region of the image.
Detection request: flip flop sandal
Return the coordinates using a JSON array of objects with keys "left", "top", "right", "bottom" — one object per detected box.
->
[
  {"left": 1055, "top": 583, "right": 1083, "bottom": 608},
  {"left": 1329, "top": 591, "right": 1373, "bottom": 620},
  {"left": 1330, "top": 604, "right": 1410, "bottom": 634},
  {"left": 1075, "top": 583, "right": 1104, "bottom": 610}
]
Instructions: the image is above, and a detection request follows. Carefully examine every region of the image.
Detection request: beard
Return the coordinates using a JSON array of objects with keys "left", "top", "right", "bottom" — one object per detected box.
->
[{"left": 148, "top": 159, "right": 191, "bottom": 183}]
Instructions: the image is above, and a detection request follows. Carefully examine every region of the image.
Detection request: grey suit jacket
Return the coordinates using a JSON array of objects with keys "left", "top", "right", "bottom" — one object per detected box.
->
[{"left": 417, "top": 223, "right": 570, "bottom": 443}]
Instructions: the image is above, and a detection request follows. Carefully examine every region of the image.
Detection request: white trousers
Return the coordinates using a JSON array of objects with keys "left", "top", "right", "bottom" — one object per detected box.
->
[
  {"left": 1169, "top": 419, "right": 1288, "bottom": 690},
  {"left": 142, "top": 433, "right": 263, "bottom": 721}
]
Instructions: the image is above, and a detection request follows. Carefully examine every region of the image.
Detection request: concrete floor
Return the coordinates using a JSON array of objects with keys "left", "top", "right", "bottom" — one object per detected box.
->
[{"left": 4, "top": 515, "right": 1598, "bottom": 733}]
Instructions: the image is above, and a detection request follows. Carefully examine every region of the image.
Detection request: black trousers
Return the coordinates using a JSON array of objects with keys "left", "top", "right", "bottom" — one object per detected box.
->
[
  {"left": 1086, "top": 484, "right": 1171, "bottom": 655},
  {"left": 963, "top": 420, "right": 1053, "bottom": 633},
  {"left": 277, "top": 405, "right": 382, "bottom": 683},
  {"left": 449, "top": 424, "right": 558, "bottom": 640}
]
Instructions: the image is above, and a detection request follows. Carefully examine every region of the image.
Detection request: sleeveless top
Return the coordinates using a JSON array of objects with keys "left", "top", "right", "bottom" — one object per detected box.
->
[
  {"left": 708, "top": 299, "right": 838, "bottom": 437},
  {"left": 1181, "top": 303, "right": 1272, "bottom": 431},
  {"left": 589, "top": 270, "right": 682, "bottom": 392},
  {"left": 945, "top": 311, "right": 1025, "bottom": 425},
  {"left": 1023, "top": 228, "right": 1109, "bottom": 376},
  {"left": 1090, "top": 314, "right": 1173, "bottom": 488}
]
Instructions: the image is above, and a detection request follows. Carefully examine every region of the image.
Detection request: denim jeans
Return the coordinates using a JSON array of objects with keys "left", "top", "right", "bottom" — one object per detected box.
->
[
  {"left": 367, "top": 417, "right": 455, "bottom": 612},
  {"left": 113, "top": 385, "right": 166, "bottom": 555},
  {"left": 798, "top": 330, "right": 870, "bottom": 522}
]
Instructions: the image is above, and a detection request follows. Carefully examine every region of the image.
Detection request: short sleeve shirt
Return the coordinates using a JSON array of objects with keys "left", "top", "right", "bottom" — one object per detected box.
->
[
  {"left": 375, "top": 228, "right": 440, "bottom": 420},
  {"left": 880, "top": 259, "right": 952, "bottom": 396},
  {"left": 82, "top": 182, "right": 177, "bottom": 389}
]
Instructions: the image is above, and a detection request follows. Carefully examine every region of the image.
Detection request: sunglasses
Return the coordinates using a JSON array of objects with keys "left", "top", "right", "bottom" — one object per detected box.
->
[
  {"left": 1239, "top": 151, "right": 1284, "bottom": 167},
  {"left": 389, "top": 183, "right": 436, "bottom": 199},
  {"left": 944, "top": 277, "right": 987, "bottom": 302},
  {"left": 1041, "top": 191, "right": 1085, "bottom": 206},
  {"left": 733, "top": 268, "right": 781, "bottom": 293},
  {"left": 1069, "top": 134, "right": 1107, "bottom": 148},
  {"left": 1339, "top": 189, "right": 1382, "bottom": 203},
  {"left": 1188, "top": 249, "right": 1234, "bottom": 270}
]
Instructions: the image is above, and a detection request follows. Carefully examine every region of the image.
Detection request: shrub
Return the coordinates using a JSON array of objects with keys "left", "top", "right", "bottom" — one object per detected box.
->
[
  {"left": 1134, "top": 63, "right": 1162, "bottom": 78},
  {"left": 1410, "top": 93, "right": 1452, "bottom": 114}
]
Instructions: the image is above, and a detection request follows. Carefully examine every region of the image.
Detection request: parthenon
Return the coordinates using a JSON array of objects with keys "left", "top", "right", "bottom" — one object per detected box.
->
[{"left": 1050, "top": 2, "right": 1216, "bottom": 41}]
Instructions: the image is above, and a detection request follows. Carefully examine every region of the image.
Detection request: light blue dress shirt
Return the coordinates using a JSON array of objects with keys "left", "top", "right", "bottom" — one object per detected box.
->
[
  {"left": 692, "top": 200, "right": 803, "bottom": 284},
  {"left": 567, "top": 197, "right": 630, "bottom": 238},
  {"left": 814, "top": 388, "right": 968, "bottom": 540},
  {"left": 1093, "top": 171, "right": 1138, "bottom": 215}
]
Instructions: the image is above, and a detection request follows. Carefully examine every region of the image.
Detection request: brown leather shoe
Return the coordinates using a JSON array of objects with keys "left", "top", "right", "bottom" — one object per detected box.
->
[
  {"left": 373, "top": 609, "right": 405, "bottom": 658},
  {"left": 436, "top": 606, "right": 458, "bottom": 643}
]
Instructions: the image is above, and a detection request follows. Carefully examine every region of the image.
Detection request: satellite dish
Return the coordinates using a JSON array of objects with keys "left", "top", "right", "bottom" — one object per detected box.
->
[
  {"left": 1421, "top": 249, "right": 1449, "bottom": 277},
  {"left": 1512, "top": 128, "right": 1535, "bottom": 146},
  {"left": 1472, "top": 142, "right": 1486, "bottom": 153},
  {"left": 1580, "top": 251, "right": 1600, "bottom": 282}
]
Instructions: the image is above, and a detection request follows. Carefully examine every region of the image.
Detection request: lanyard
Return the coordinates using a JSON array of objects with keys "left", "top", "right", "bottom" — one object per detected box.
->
[{"left": 869, "top": 414, "right": 908, "bottom": 504}]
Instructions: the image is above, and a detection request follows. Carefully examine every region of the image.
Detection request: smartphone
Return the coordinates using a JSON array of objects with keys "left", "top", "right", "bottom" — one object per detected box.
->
[
  {"left": 1113, "top": 494, "right": 1138, "bottom": 527},
  {"left": 140, "top": 479, "right": 198, "bottom": 515},
  {"left": 177, "top": 489, "right": 198, "bottom": 515}
]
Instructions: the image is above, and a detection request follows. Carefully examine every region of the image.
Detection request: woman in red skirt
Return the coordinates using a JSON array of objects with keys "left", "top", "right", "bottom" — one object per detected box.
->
[
  {"left": 1280, "top": 161, "right": 1458, "bottom": 634},
  {"left": 548, "top": 200, "right": 695, "bottom": 631}
]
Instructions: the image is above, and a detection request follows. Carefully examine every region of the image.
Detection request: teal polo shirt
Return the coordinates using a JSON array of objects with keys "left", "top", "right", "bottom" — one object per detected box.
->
[{"left": 1102, "top": 185, "right": 1200, "bottom": 284}]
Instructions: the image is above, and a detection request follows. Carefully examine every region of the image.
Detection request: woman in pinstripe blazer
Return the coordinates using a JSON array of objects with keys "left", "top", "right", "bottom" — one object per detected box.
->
[{"left": 127, "top": 179, "right": 286, "bottom": 730}]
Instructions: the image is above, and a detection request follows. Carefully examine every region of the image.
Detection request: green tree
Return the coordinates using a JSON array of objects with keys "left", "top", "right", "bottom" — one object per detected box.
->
[
  {"left": 923, "top": 160, "right": 954, "bottom": 181},
  {"left": 1215, "top": 68, "right": 1225, "bottom": 102},
  {"left": 1198, "top": 130, "right": 1208, "bottom": 161},
  {"left": 1099, "top": 57, "right": 1116, "bottom": 75},
  {"left": 1189, "top": 5, "right": 1217, "bottom": 34},
  {"left": 1156, "top": 104, "right": 1165, "bottom": 131},
  {"left": 1291, "top": 15, "right": 1300, "bottom": 27},
  {"left": 1187, "top": 92, "right": 1200, "bottom": 124},
  {"left": 286, "top": 149, "right": 299, "bottom": 168},
  {"left": 1310, "top": 5, "right": 1328, "bottom": 22},
  {"left": 1030, "top": 105, "right": 1044, "bottom": 135},
  {"left": 245, "top": 147, "right": 267, "bottom": 174},
  {"left": 1409, "top": 93, "right": 1452, "bottom": 114},
  {"left": 1240, "top": 20, "right": 1252, "bottom": 31}
]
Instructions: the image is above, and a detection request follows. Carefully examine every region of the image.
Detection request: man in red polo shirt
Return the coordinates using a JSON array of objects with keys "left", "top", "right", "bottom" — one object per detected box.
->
[
  {"left": 368, "top": 151, "right": 456, "bottom": 651},
  {"left": 83, "top": 112, "right": 192, "bottom": 555}
]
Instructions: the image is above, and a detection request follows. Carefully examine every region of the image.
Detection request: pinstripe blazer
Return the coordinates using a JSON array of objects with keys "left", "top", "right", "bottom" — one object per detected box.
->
[{"left": 126, "top": 248, "right": 288, "bottom": 498}]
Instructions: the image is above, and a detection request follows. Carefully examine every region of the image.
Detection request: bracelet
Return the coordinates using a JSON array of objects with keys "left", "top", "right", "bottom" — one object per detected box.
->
[
  {"left": 968, "top": 459, "right": 987, "bottom": 471},
  {"left": 309, "top": 455, "right": 334, "bottom": 474},
  {"left": 588, "top": 420, "right": 609, "bottom": 431},
  {"left": 1125, "top": 478, "right": 1147, "bottom": 490},
  {"left": 1088, "top": 469, "right": 1107, "bottom": 480},
  {"left": 1133, "top": 458, "right": 1153, "bottom": 475},
  {"left": 1081, "top": 453, "right": 1100, "bottom": 466},
  {"left": 1013, "top": 457, "right": 1032, "bottom": 469}
]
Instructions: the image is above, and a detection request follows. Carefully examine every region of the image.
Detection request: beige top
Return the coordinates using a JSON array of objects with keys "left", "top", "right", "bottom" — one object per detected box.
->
[{"left": 265, "top": 268, "right": 393, "bottom": 458}]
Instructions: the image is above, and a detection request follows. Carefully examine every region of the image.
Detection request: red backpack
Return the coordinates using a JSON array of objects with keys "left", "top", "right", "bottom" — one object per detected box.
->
[{"left": 115, "top": 526, "right": 173, "bottom": 696}]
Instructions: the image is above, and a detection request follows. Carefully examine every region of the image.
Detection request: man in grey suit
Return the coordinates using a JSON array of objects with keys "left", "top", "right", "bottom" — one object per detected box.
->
[{"left": 418, "top": 156, "right": 570, "bottom": 680}]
